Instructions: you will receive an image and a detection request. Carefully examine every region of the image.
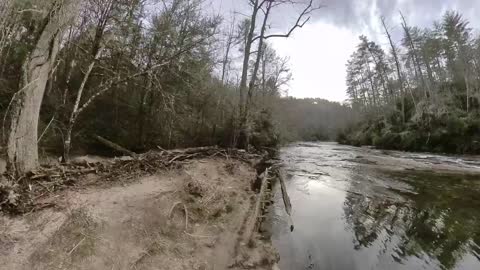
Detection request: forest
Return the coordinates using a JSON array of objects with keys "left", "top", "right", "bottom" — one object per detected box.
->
[
  {"left": 0, "top": 0, "right": 353, "bottom": 177},
  {"left": 339, "top": 11, "right": 480, "bottom": 154},
  {"left": 3, "top": 1, "right": 480, "bottom": 269}
]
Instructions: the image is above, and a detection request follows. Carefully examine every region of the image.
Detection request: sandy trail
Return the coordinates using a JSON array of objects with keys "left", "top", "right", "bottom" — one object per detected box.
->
[{"left": 0, "top": 157, "right": 277, "bottom": 270}]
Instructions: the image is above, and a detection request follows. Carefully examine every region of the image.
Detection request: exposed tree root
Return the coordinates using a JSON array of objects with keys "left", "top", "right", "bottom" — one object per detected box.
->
[{"left": 168, "top": 201, "right": 189, "bottom": 231}]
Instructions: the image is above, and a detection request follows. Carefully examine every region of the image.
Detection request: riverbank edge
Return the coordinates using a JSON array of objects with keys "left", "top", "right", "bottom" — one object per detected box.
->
[
  {"left": 0, "top": 147, "right": 283, "bottom": 269},
  {"left": 336, "top": 117, "right": 480, "bottom": 155}
]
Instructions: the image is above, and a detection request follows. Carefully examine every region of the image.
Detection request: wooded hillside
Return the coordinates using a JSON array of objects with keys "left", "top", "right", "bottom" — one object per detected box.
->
[
  {"left": 0, "top": 0, "right": 351, "bottom": 176},
  {"left": 340, "top": 11, "right": 480, "bottom": 154}
]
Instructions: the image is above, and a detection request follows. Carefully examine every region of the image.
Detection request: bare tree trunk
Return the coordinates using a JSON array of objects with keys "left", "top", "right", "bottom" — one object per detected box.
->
[
  {"left": 243, "top": 3, "right": 272, "bottom": 122},
  {"left": 360, "top": 75, "right": 373, "bottom": 108},
  {"left": 247, "top": 2, "right": 272, "bottom": 103},
  {"left": 0, "top": 0, "right": 17, "bottom": 73},
  {"left": 137, "top": 71, "right": 153, "bottom": 148},
  {"left": 7, "top": 0, "right": 78, "bottom": 175},
  {"left": 221, "top": 18, "right": 236, "bottom": 84},
  {"left": 236, "top": 0, "right": 261, "bottom": 149},
  {"left": 63, "top": 0, "right": 116, "bottom": 162},
  {"left": 238, "top": 0, "right": 317, "bottom": 149},
  {"left": 465, "top": 72, "right": 470, "bottom": 113},
  {"left": 261, "top": 49, "right": 267, "bottom": 97},
  {"left": 63, "top": 45, "right": 103, "bottom": 163},
  {"left": 405, "top": 78, "right": 417, "bottom": 108},
  {"left": 400, "top": 12, "right": 427, "bottom": 98},
  {"left": 423, "top": 50, "right": 435, "bottom": 92},
  {"left": 137, "top": 43, "right": 156, "bottom": 148},
  {"left": 364, "top": 58, "right": 378, "bottom": 107},
  {"left": 239, "top": 0, "right": 260, "bottom": 117},
  {"left": 368, "top": 51, "right": 390, "bottom": 104},
  {"left": 240, "top": 1, "right": 273, "bottom": 150},
  {"left": 381, "top": 17, "right": 406, "bottom": 123},
  {"left": 221, "top": 38, "right": 233, "bottom": 84}
]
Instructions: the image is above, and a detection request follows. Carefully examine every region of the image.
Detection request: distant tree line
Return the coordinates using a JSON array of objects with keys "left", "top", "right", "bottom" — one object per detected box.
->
[
  {"left": 340, "top": 11, "right": 480, "bottom": 154},
  {"left": 274, "top": 98, "right": 356, "bottom": 142}
]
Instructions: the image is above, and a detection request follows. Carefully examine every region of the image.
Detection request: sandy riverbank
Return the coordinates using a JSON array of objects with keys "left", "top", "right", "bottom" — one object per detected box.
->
[{"left": 0, "top": 153, "right": 279, "bottom": 269}]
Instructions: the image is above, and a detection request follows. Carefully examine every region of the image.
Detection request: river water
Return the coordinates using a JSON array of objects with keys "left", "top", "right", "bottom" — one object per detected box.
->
[{"left": 270, "top": 142, "right": 480, "bottom": 270}]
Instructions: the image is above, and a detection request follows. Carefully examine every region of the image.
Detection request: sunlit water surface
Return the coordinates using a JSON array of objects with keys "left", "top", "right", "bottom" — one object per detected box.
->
[{"left": 270, "top": 142, "right": 480, "bottom": 270}]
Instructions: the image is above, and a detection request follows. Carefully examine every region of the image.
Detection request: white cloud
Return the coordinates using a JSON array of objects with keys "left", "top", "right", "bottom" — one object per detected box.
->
[{"left": 270, "top": 21, "right": 358, "bottom": 102}]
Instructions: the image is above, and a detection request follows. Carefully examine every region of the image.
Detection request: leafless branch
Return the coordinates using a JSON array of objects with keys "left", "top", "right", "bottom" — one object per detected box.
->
[{"left": 252, "top": 0, "right": 322, "bottom": 42}]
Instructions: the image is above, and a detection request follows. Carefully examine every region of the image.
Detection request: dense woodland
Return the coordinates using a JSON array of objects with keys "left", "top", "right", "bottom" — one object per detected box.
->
[
  {"left": 276, "top": 98, "right": 355, "bottom": 142},
  {"left": 0, "top": 0, "right": 353, "bottom": 176},
  {"left": 339, "top": 11, "right": 480, "bottom": 154}
]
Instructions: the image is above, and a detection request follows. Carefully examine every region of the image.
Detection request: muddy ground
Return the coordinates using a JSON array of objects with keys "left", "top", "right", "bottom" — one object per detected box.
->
[{"left": 0, "top": 156, "right": 279, "bottom": 270}]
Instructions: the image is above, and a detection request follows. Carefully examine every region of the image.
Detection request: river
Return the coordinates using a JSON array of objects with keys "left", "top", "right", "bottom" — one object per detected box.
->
[{"left": 270, "top": 142, "right": 480, "bottom": 270}]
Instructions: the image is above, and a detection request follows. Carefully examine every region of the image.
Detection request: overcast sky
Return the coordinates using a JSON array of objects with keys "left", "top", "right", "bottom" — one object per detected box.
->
[{"left": 209, "top": 0, "right": 480, "bottom": 102}]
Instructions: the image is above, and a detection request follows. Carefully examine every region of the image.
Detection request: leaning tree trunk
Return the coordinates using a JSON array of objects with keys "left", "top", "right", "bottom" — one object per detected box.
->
[
  {"left": 63, "top": 44, "right": 104, "bottom": 163},
  {"left": 465, "top": 72, "right": 470, "bottom": 113},
  {"left": 381, "top": 17, "right": 406, "bottom": 123},
  {"left": 6, "top": 0, "right": 78, "bottom": 175},
  {"left": 240, "top": 1, "right": 272, "bottom": 150},
  {"left": 236, "top": 0, "right": 260, "bottom": 149}
]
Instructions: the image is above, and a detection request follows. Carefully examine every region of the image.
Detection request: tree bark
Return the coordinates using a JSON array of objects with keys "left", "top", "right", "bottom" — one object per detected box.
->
[
  {"left": 63, "top": 45, "right": 104, "bottom": 163},
  {"left": 423, "top": 50, "right": 435, "bottom": 92},
  {"left": 94, "top": 135, "right": 137, "bottom": 157},
  {"left": 368, "top": 50, "right": 390, "bottom": 104},
  {"left": 381, "top": 17, "right": 406, "bottom": 123},
  {"left": 137, "top": 71, "right": 153, "bottom": 148},
  {"left": 465, "top": 72, "right": 470, "bottom": 113},
  {"left": 246, "top": 2, "right": 272, "bottom": 108},
  {"left": 221, "top": 18, "right": 236, "bottom": 84},
  {"left": 400, "top": 12, "right": 427, "bottom": 98},
  {"left": 237, "top": 0, "right": 261, "bottom": 149},
  {"left": 63, "top": 0, "right": 115, "bottom": 162},
  {"left": 7, "top": 0, "right": 78, "bottom": 175},
  {"left": 364, "top": 58, "right": 378, "bottom": 107},
  {"left": 239, "top": 0, "right": 260, "bottom": 117},
  {"left": 239, "top": 1, "right": 272, "bottom": 149}
]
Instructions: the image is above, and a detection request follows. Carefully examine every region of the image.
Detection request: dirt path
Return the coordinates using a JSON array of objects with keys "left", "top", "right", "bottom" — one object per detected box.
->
[{"left": 0, "top": 157, "right": 278, "bottom": 270}]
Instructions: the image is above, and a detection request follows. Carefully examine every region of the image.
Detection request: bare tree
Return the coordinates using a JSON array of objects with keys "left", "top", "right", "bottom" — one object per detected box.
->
[
  {"left": 259, "top": 44, "right": 292, "bottom": 99},
  {"left": 240, "top": 0, "right": 274, "bottom": 143},
  {"left": 238, "top": 0, "right": 262, "bottom": 119},
  {"left": 381, "top": 16, "right": 406, "bottom": 123},
  {"left": 6, "top": 0, "right": 80, "bottom": 175},
  {"left": 63, "top": 0, "right": 115, "bottom": 163},
  {"left": 400, "top": 11, "right": 428, "bottom": 98},
  {"left": 0, "top": 0, "right": 18, "bottom": 73},
  {"left": 221, "top": 16, "right": 237, "bottom": 84},
  {"left": 61, "top": 0, "right": 218, "bottom": 158},
  {"left": 238, "top": 0, "right": 320, "bottom": 149}
]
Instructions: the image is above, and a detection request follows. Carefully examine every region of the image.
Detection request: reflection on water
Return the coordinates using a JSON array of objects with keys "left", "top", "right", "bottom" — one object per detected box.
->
[{"left": 271, "top": 142, "right": 480, "bottom": 270}]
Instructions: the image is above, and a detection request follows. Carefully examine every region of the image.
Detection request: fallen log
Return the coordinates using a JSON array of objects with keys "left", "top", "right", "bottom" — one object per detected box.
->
[
  {"left": 94, "top": 135, "right": 137, "bottom": 157},
  {"left": 279, "top": 168, "right": 294, "bottom": 231},
  {"left": 243, "top": 167, "right": 270, "bottom": 244},
  {"left": 165, "top": 146, "right": 218, "bottom": 155},
  {"left": 278, "top": 169, "right": 291, "bottom": 215}
]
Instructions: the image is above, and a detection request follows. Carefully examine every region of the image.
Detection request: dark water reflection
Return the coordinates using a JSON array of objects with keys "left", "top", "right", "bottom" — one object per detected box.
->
[{"left": 271, "top": 142, "right": 480, "bottom": 270}]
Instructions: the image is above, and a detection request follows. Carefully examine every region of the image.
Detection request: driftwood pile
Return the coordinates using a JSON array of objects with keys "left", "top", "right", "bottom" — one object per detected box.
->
[{"left": 0, "top": 146, "right": 260, "bottom": 215}]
